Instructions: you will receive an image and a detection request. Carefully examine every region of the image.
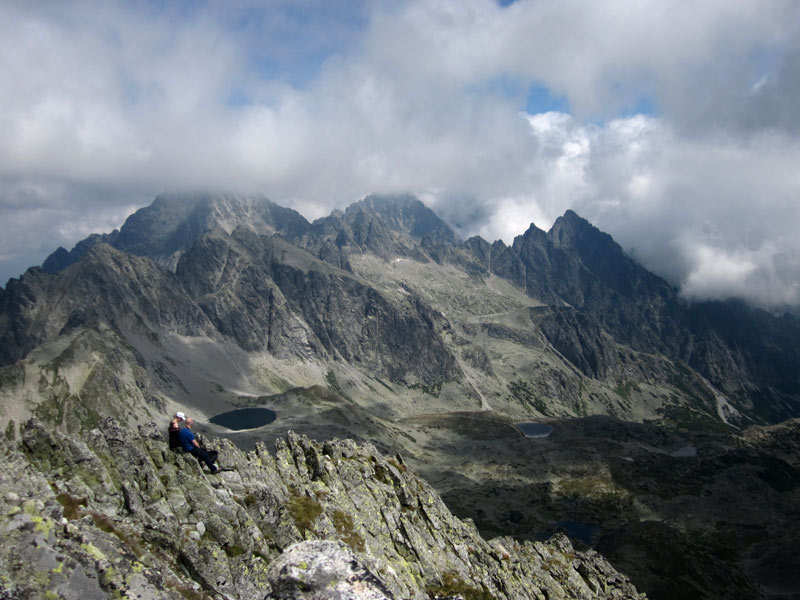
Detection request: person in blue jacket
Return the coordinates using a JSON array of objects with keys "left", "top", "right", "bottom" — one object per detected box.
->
[{"left": 178, "top": 417, "right": 219, "bottom": 474}]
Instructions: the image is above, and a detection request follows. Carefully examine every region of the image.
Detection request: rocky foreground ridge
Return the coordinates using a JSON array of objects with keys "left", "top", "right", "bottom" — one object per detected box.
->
[{"left": 1, "top": 418, "right": 643, "bottom": 600}]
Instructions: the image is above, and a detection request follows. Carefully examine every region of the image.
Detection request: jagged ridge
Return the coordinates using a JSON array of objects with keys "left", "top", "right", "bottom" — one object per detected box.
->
[
  {"left": 23, "top": 192, "right": 799, "bottom": 425},
  {"left": 1, "top": 419, "right": 644, "bottom": 599}
]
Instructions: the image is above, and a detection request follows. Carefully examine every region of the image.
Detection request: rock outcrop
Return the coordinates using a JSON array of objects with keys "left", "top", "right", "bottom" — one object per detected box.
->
[{"left": 0, "top": 417, "right": 644, "bottom": 599}]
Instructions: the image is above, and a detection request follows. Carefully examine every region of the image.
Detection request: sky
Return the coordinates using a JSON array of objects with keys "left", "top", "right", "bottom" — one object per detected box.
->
[{"left": 2, "top": 0, "right": 800, "bottom": 308}]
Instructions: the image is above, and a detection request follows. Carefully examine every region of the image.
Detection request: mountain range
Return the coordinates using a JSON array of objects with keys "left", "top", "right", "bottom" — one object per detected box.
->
[
  {"left": 3, "top": 192, "right": 799, "bottom": 430},
  {"left": 1, "top": 192, "right": 799, "bottom": 599}
]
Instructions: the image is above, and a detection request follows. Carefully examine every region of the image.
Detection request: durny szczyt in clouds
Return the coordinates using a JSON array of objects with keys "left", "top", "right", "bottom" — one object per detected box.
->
[{"left": 2, "top": 0, "right": 799, "bottom": 307}]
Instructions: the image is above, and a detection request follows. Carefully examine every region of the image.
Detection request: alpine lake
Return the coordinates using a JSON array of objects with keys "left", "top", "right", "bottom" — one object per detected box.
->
[
  {"left": 515, "top": 422, "right": 554, "bottom": 438},
  {"left": 209, "top": 407, "right": 277, "bottom": 431}
]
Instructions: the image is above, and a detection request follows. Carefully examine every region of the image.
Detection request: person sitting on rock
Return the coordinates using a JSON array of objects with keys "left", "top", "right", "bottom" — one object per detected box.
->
[
  {"left": 178, "top": 417, "right": 219, "bottom": 474},
  {"left": 168, "top": 411, "right": 185, "bottom": 450}
]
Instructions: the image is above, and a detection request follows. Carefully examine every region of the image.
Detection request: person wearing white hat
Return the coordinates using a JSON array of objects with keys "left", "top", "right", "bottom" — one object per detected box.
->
[
  {"left": 179, "top": 417, "right": 219, "bottom": 474},
  {"left": 168, "top": 411, "right": 186, "bottom": 450}
]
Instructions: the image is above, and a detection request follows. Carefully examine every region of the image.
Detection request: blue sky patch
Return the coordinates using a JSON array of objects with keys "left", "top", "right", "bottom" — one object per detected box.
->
[{"left": 525, "top": 84, "right": 570, "bottom": 115}]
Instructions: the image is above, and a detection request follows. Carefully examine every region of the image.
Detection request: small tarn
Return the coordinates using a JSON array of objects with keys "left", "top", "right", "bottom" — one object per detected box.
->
[
  {"left": 515, "top": 422, "right": 553, "bottom": 438},
  {"left": 209, "top": 407, "right": 277, "bottom": 431}
]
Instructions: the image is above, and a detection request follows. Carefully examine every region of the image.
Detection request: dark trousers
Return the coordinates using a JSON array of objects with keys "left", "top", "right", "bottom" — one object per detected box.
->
[{"left": 190, "top": 447, "right": 218, "bottom": 472}]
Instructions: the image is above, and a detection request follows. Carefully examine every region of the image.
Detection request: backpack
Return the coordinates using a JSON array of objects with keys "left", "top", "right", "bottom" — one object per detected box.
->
[{"left": 168, "top": 425, "right": 182, "bottom": 450}]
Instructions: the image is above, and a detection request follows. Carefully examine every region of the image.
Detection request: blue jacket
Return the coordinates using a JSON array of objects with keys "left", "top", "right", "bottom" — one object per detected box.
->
[{"left": 178, "top": 427, "right": 196, "bottom": 453}]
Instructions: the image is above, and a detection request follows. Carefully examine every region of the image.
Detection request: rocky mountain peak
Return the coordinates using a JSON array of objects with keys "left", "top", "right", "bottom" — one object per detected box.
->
[
  {"left": 41, "top": 231, "right": 120, "bottom": 275},
  {"left": 43, "top": 193, "right": 311, "bottom": 276},
  {"left": 301, "top": 194, "right": 455, "bottom": 265},
  {"left": 513, "top": 221, "right": 547, "bottom": 247},
  {"left": 548, "top": 210, "right": 628, "bottom": 266},
  {"left": 349, "top": 194, "right": 457, "bottom": 243}
]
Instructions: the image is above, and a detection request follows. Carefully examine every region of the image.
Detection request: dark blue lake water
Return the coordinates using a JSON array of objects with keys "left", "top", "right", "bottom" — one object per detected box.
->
[
  {"left": 209, "top": 408, "right": 277, "bottom": 431},
  {"left": 555, "top": 520, "right": 597, "bottom": 544},
  {"left": 515, "top": 422, "right": 553, "bottom": 438}
]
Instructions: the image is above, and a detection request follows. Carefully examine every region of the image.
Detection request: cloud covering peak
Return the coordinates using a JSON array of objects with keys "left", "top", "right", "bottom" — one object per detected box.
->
[{"left": 2, "top": 0, "right": 800, "bottom": 307}]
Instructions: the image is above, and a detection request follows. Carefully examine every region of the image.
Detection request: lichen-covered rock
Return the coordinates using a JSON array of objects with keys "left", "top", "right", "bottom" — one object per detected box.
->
[
  {"left": 0, "top": 418, "right": 645, "bottom": 599},
  {"left": 267, "top": 540, "right": 393, "bottom": 599}
]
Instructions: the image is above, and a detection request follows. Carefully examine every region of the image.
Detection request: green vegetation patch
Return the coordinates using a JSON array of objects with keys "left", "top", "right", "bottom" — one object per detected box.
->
[
  {"left": 34, "top": 388, "right": 68, "bottom": 426},
  {"left": 56, "top": 493, "right": 87, "bottom": 520},
  {"left": 287, "top": 493, "right": 323, "bottom": 535},
  {"left": 508, "top": 380, "right": 550, "bottom": 415},
  {"left": 426, "top": 571, "right": 496, "bottom": 600},
  {"left": 324, "top": 370, "right": 352, "bottom": 401},
  {"left": 654, "top": 403, "right": 734, "bottom": 433},
  {"left": 242, "top": 492, "right": 259, "bottom": 507},
  {"left": 614, "top": 380, "right": 639, "bottom": 401},
  {"left": 558, "top": 475, "right": 626, "bottom": 500},
  {"left": 164, "top": 577, "right": 213, "bottom": 600},
  {"left": 88, "top": 511, "right": 145, "bottom": 558},
  {"left": 407, "top": 381, "right": 442, "bottom": 397},
  {"left": 224, "top": 544, "right": 247, "bottom": 558},
  {"left": 667, "top": 363, "right": 716, "bottom": 409},
  {"left": 4, "top": 419, "right": 16, "bottom": 441},
  {"left": 741, "top": 387, "right": 796, "bottom": 424},
  {"left": 397, "top": 430, "right": 417, "bottom": 444},
  {"left": 332, "top": 509, "right": 365, "bottom": 552},
  {"left": 373, "top": 377, "right": 393, "bottom": 391}
]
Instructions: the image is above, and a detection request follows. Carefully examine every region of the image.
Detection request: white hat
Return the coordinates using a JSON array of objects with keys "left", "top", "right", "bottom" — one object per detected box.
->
[{"left": 175, "top": 411, "right": 186, "bottom": 421}]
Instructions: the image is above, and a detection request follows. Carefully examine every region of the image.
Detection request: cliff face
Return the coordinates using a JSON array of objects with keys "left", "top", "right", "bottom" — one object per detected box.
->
[
  {"left": 174, "top": 228, "right": 459, "bottom": 384},
  {"left": 1, "top": 418, "right": 643, "bottom": 600}
]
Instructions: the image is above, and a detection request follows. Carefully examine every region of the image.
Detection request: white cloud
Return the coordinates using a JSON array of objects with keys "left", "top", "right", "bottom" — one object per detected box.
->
[
  {"left": 494, "top": 112, "right": 800, "bottom": 307},
  {"left": 681, "top": 240, "right": 800, "bottom": 307}
]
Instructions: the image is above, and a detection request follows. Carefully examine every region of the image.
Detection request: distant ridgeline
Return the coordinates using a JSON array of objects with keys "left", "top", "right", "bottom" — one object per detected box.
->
[{"left": 0, "top": 192, "right": 797, "bottom": 434}]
